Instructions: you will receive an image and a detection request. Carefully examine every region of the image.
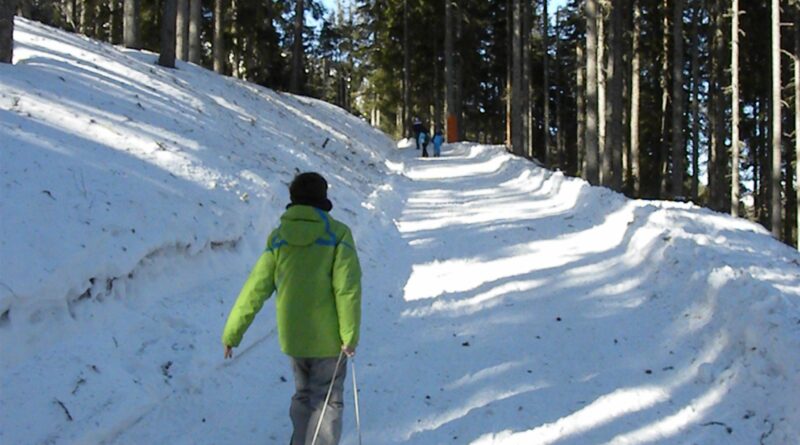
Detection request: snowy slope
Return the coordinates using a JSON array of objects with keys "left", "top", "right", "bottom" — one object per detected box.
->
[
  {"left": 0, "top": 18, "right": 399, "bottom": 444},
  {"left": 2, "top": 18, "right": 800, "bottom": 445}
]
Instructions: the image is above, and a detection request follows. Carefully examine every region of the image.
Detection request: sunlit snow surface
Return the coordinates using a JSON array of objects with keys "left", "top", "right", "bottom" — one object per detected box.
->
[{"left": 2, "top": 18, "right": 800, "bottom": 445}]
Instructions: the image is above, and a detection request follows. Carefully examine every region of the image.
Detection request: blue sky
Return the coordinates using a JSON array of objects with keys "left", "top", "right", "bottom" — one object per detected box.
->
[{"left": 319, "top": 0, "right": 570, "bottom": 17}]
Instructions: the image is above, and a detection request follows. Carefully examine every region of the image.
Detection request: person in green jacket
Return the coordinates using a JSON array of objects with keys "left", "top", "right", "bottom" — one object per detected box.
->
[{"left": 222, "top": 172, "right": 362, "bottom": 445}]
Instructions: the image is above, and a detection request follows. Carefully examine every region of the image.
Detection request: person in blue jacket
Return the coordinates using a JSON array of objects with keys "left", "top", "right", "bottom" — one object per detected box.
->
[{"left": 432, "top": 128, "right": 444, "bottom": 157}]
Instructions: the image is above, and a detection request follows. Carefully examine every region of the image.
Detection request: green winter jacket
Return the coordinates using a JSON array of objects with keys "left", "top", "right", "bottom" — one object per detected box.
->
[{"left": 222, "top": 205, "right": 362, "bottom": 358}]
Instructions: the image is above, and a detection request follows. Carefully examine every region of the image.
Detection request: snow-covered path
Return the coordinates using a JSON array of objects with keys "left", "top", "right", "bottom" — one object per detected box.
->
[
  {"left": 356, "top": 144, "right": 797, "bottom": 445},
  {"left": 97, "top": 142, "right": 800, "bottom": 445},
  {"left": 5, "top": 140, "right": 800, "bottom": 445}
]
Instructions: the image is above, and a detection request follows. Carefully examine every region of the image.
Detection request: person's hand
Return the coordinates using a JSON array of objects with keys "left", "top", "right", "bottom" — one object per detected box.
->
[
  {"left": 341, "top": 345, "right": 356, "bottom": 357},
  {"left": 224, "top": 345, "right": 234, "bottom": 359}
]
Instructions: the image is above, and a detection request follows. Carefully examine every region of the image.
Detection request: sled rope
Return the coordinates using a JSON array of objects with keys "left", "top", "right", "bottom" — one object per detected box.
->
[
  {"left": 310, "top": 351, "right": 362, "bottom": 445},
  {"left": 352, "top": 357, "right": 362, "bottom": 445},
  {"left": 311, "top": 351, "right": 345, "bottom": 445}
]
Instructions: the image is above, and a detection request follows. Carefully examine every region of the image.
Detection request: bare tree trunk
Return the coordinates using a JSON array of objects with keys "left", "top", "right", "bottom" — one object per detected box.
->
[
  {"left": 402, "top": 0, "right": 409, "bottom": 136},
  {"left": 709, "top": 0, "right": 731, "bottom": 212},
  {"left": 123, "top": 0, "right": 141, "bottom": 49},
  {"left": 753, "top": 99, "right": 761, "bottom": 218},
  {"left": 576, "top": 24, "right": 585, "bottom": 176},
  {"left": 543, "top": 0, "right": 551, "bottom": 164},
  {"left": 433, "top": 18, "right": 442, "bottom": 132},
  {"left": 523, "top": 0, "right": 532, "bottom": 157},
  {"left": 188, "top": 0, "right": 201, "bottom": 63},
  {"left": 290, "top": 0, "right": 304, "bottom": 93},
  {"left": 759, "top": 99, "right": 769, "bottom": 224},
  {"left": 241, "top": 8, "right": 255, "bottom": 81},
  {"left": 597, "top": 2, "right": 608, "bottom": 185},
  {"left": 80, "top": 0, "right": 94, "bottom": 37},
  {"left": 770, "top": 0, "right": 781, "bottom": 238},
  {"left": 230, "top": 0, "right": 239, "bottom": 78},
  {"left": 795, "top": 9, "right": 800, "bottom": 248},
  {"left": 607, "top": 0, "right": 623, "bottom": 191},
  {"left": 709, "top": 1, "right": 719, "bottom": 207},
  {"left": 658, "top": 0, "right": 669, "bottom": 198},
  {"left": 506, "top": 0, "right": 512, "bottom": 148},
  {"left": 213, "top": 0, "right": 226, "bottom": 73},
  {"left": 731, "top": 0, "right": 740, "bottom": 215},
  {"left": 690, "top": 2, "right": 702, "bottom": 202},
  {"left": 0, "top": 0, "right": 15, "bottom": 64},
  {"left": 584, "top": 0, "right": 599, "bottom": 184},
  {"left": 395, "top": 105, "right": 402, "bottom": 139},
  {"left": 18, "top": 0, "right": 31, "bottom": 17},
  {"left": 630, "top": 0, "right": 641, "bottom": 195},
  {"left": 445, "top": 0, "right": 459, "bottom": 142},
  {"left": 109, "top": 0, "right": 122, "bottom": 44},
  {"left": 671, "top": 0, "right": 685, "bottom": 199},
  {"left": 511, "top": 0, "right": 525, "bottom": 156},
  {"left": 621, "top": 1, "right": 630, "bottom": 190},
  {"left": 176, "top": 0, "right": 189, "bottom": 60},
  {"left": 788, "top": 115, "right": 797, "bottom": 245},
  {"left": 454, "top": 3, "right": 463, "bottom": 140},
  {"left": 555, "top": 7, "right": 563, "bottom": 169},
  {"left": 158, "top": 0, "right": 178, "bottom": 68}
]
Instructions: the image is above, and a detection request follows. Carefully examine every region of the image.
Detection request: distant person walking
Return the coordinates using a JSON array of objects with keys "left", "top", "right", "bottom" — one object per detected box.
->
[
  {"left": 222, "top": 172, "right": 362, "bottom": 445},
  {"left": 419, "top": 128, "right": 430, "bottom": 158},
  {"left": 412, "top": 116, "right": 423, "bottom": 150},
  {"left": 432, "top": 128, "right": 444, "bottom": 158}
]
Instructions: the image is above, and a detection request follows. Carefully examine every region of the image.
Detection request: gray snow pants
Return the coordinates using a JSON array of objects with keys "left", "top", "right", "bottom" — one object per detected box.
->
[{"left": 289, "top": 355, "right": 347, "bottom": 445}]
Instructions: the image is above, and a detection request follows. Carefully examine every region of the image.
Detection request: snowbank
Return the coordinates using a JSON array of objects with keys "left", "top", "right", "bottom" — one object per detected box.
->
[{"left": 0, "top": 18, "right": 395, "bottom": 335}]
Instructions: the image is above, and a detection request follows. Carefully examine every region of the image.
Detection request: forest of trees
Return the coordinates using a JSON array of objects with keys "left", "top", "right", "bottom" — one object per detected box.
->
[{"left": 1, "top": 0, "right": 799, "bottom": 248}]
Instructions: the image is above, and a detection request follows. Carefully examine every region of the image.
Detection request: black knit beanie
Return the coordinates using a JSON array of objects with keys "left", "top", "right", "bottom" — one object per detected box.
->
[{"left": 288, "top": 172, "right": 333, "bottom": 212}]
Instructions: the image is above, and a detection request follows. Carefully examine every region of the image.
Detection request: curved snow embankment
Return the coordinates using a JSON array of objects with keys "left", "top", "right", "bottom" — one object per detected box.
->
[
  {"left": 0, "top": 17, "right": 397, "bottom": 349},
  {"left": 387, "top": 141, "right": 800, "bottom": 444},
  {"left": 429, "top": 143, "right": 800, "bottom": 444}
]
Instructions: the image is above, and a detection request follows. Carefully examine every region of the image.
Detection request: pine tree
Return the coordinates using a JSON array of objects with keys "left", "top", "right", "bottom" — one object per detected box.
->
[
  {"left": 110, "top": 0, "right": 122, "bottom": 44},
  {"left": 709, "top": 0, "right": 727, "bottom": 212},
  {"left": 576, "top": 10, "right": 586, "bottom": 177},
  {"left": 510, "top": 0, "right": 530, "bottom": 156},
  {"left": 291, "top": 0, "right": 305, "bottom": 93},
  {"left": 630, "top": 0, "right": 641, "bottom": 195},
  {"left": 658, "top": 0, "right": 670, "bottom": 198},
  {"left": 795, "top": 5, "right": 800, "bottom": 248},
  {"left": 0, "top": 0, "right": 16, "bottom": 64},
  {"left": 689, "top": 1, "right": 702, "bottom": 203},
  {"left": 543, "top": 0, "right": 551, "bottom": 164},
  {"left": 123, "top": 0, "right": 141, "bottom": 49},
  {"left": 213, "top": 0, "right": 226, "bottom": 74},
  {"left": 584, "top": 0, "right": 599, "bottom": 184},
  {"left": 671, "top": 0, "right": 685, "bottom": 199},
  {"left": 607, "top": 0, "right": 623, "bottom": 191},
  {"left": 188, "top": 0, "right": 201, "bottom": 63},
  {"left": 445, "top": 0, "right": 459, "bottom": 142},
  {"left": 770, "top": 0, "right": 781, "bottom": 237},
  {"left": 176, "top": 0, "right": 189, "bottom": 60},
  {"left": 158, "top": 0, "right": 178, "bottom": 68},
  {"left": 80, "top": 0, "right": 95, "bottom": 37},
  {"left": 731, "top": 0, "right": 741, "bottom": 215},
  {"left": 403, "top": 0, "right": 410, "bottom": 135},
  {"left": 597, "top": 1, "right": 608, "bottom": 184}
]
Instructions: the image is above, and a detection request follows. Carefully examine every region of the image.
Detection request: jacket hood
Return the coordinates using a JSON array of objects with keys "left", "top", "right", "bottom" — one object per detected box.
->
[{"left": 278, "top": 205, "right": 327, "bottom": 246}]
